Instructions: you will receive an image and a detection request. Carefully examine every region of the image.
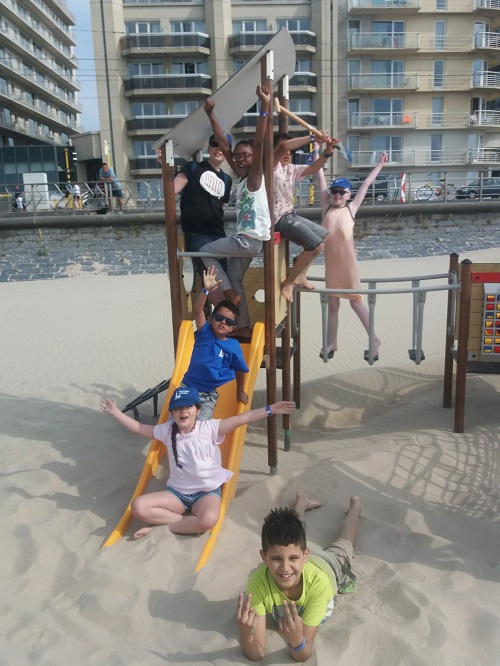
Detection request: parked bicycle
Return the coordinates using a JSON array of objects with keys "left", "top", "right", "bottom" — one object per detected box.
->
[{"left": 416, "top": 176, "right": 456, "bottom": 202}]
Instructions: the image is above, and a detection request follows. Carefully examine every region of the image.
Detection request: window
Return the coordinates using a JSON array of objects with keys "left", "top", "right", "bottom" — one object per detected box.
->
[
  {"left": 232, "top": 20, "right": 266, "bottom": 33},
  {"left": 436, "top": 0, "right": 447, "bottom": 8},
  {"left": 133, "top": 140, "right": 155, "bottom": 157},
  {"left": 348, "top": 98, "right": 360, "bottom": 125},
  {"left": 174, "top": 100, "right": 200, "bottom": 115},
  {"left": 371, "top": 135, "right": 402, "bottom": 162},
  {"left": 372, "top": 60, "right": 404, "bottom": 87},
  {"left": 171, "top": 20, "right": 205, "bottom": 33},
  {"left": 172, "top": 61, "right": 208, "bottom": 75},
  {"left": 430, "top": 134, "right": 442, "bottom": 162},
  {"left": 276, "top": 19, "right": 311, "bottom": 32},
  {"left": 289, "top": 98, "right": 311, "bottom": 113},
  {"left": 125, "top": 22, "right": 161, "bottom": 35},
  {"left": 371, "top": 98, "right": 403, "bottom": 125},
  {"left": 348, "top": 59, "right": 360, "bottom": 88},
  {"left": 372, "top": 21, "right": 405, "bottom": 48},
  {"left": 128, "top": 63, "right": 163, "bottom": 76},
  {"left": 434, "top": 21, "right": 446, "bottom": 50},
  {"left": 296, "top": 58, "right": 312, "bottom": 73},
  {"left": 130, "top": 101, "right": 166, "bottom": 117},
  {"left": 431, "top": 97, "right": 444, "bottom": 126},
  {"left": 433, "top": 60, "right": 444, "bottom": 88}
]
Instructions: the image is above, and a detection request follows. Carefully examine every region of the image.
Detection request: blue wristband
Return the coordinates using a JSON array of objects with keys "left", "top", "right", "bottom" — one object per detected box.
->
[
  {"left": 289, "top": 637, "right": 306, "bottom": 652},
  {"left": 260, "top": 111, "right": 268, "bottom": 117},
  {"left": 266, "top": 405, "right": 273, "bottom": 416},
  {"left": 309, "top": 134, "right": 315, "bottom": 142},
  {"left": 202, "top": 287, "right": 210, "bottom": 295}
]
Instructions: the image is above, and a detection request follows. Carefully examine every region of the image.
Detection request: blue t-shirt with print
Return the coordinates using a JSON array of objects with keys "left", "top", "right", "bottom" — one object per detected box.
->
[{"left": 182, "top": 322, "right": 248, "bottom": 393}]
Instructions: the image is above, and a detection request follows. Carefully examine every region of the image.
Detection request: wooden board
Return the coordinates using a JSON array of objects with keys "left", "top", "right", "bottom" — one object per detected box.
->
[{"left": 152, "top": 29, "right": 295, "bottom": 159}]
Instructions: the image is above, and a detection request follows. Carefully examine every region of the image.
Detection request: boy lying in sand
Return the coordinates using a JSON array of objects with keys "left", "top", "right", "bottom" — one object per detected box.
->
[{"left": 236, "top": 492, "right": 361, "bottom": 661}]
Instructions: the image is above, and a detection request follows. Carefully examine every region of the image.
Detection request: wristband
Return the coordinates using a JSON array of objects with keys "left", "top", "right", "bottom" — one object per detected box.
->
[
  {"left": 259, "top": 111, "right": 268, "bottom": 117},
  {"left": 202, "top": 287, "right": 210, "bottom": 296},
  {"left": 289, "top": 637, "right": 306, "bottom": 653},
  {"left": 323, "top": 151, "right": 333, "bottom": 158},
  {"left": 309, "top": 134, "right": 315, "bottom": 143},
  {"left": 311, "top": 149, "right": 319, "bottom": 155},
  {"left": 266, "top": 405, "right": 273, "bottom": 416}
]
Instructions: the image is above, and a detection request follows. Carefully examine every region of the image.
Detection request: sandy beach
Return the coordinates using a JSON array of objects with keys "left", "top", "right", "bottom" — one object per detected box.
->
[{"left": 1, "top": 248, "right": 500, "bottom": 666}]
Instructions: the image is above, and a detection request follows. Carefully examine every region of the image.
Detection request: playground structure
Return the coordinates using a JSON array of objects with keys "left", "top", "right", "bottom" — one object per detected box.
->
[{"left": 101, "top": 30, "right": 499, "bottom": 569}]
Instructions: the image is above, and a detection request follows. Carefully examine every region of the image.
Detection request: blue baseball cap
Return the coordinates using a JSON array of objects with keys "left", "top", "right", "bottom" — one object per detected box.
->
[
  {"left": 330, "top": 178, "right": 352, "bottom": 191},
  {"left": 209, "top": 133, "right": 232, "bottom": 149},
  {"left": 169, "top": 386, "right": 201, "bottom": 411}
]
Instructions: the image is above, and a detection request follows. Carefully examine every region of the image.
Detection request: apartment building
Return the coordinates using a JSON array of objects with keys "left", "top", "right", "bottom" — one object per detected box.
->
[
  {"left": 0, "top": 0, "right": 81, "bottom": 184},
  {"left": 92, "top": 0, "right": 500, "bottom": 195}
]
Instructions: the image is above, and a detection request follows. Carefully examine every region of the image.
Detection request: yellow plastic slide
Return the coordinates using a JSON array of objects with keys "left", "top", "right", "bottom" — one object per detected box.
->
[{"left": 101, "top": 320, "right": 265, "bottom": 572}]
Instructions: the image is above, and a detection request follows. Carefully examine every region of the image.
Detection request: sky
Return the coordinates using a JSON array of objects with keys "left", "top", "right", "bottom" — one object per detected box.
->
[{"left": 67, "top": 0, "right": 100, "bottom": 132}]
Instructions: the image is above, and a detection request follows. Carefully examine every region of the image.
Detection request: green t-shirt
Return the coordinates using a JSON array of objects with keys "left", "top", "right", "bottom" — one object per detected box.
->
[{"left": 247, "top": 556, "right": 337, "bottom": 627}]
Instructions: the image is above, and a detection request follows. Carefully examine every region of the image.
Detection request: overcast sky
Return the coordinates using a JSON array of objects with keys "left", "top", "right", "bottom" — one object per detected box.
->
[{"left": 68, "top": 0, "right": 100, "bottom": 132}]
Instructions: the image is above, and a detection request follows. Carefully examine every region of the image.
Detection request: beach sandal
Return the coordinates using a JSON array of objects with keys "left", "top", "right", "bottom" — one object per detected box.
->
[
  {"left": 319, "top": 350, "right": 335, "bottom": 360},
  {"left": 364, "top": 350, "right": 378, "bottom": 363}
]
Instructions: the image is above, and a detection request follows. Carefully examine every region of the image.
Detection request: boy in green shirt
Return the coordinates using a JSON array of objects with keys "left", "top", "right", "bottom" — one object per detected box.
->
[{"left": 237, "top": 492, "right": 361, "bottom": 661}]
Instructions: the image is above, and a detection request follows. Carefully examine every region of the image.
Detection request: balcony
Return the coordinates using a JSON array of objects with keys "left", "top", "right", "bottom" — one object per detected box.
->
[
  {"left": 26, "top": 0, "right": 75, "bottom": 42},
  {"left": 121, "top": 32, "right": 210, "bottom": 56},
  {"left": 289, "top": 72, "right": 317, "bottom": 92},
  {"left": 473, "top": 32, "right": 500, "bottom": 63},
  {"left": 471, "top": 71, "right": 500, "bottom": 92},
  {"left": 233, "top": 112, "right": 317, "bottom": 132},
  {"left": 124, "top": 74, "right": 212, "bottom": 96},
  {"left": 129, "top": 157, "right": 162, "bottom": 174},
  {"left": 349, "top": 32, "right": 419, "bottom": 53},
  {"left": 348, "top": 0, "right": 420, "bottom": 14},
  {"left": 228, "top": 30, "right": 316, "bottom": 55},
  {"left": 348, "top": 73, "right": 418, "bottom": 91},
  {"left": 473, "top": 0, "right": 500, "bottom": 17},
  {"left": 350, "top": 148, "right": 500, "bottom": 167},
  {"left": 127, "top": 115, "right": 184, "bottom": 135},
  {"left": 471, "top": 110, "right": 500, "bottom": 129},
  {"left": 416, "top": 112, "right": 470, "bottom": 129},
  {"left": 348, "top": 112, "right": 415, "bottom": 129}
]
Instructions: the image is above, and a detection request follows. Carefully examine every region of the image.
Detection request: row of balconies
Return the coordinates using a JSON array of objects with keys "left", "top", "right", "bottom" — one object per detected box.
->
[
  {"left": 348, "top": 72, "right": 500, "bottom": 93},
  {"left": 349, "top": 32, "right": 500, "bottom": 56},
  {"left": 0, "top": 57, "right": 81, "bottom": 110},
  {"left": 27, "top": 0, "right": 74, "bottom": 42},
  {"left": 123, "top": 71, "right": 317, "bottom": 97},
  {"left": 0, "top": 31, "right": 80, "bottom": 91},
  {"left": 348, "top": 110, "right": 500, "bottom": 130},
  {"left": 120, "top": 31, "right": 316, "bottom": 57},
  {"left": 0, "top": 84, "right": 81, "bottom": 130},
  {"left": 128, "top": 148, "right": 500, "bottom": 173},
  {"left": 0, "top": 111, "right": 80, "bottom": 143},
  {"left": 348, "top": 0, "right": 500, "bottom": 13},
  {"left": 1, "top": 0, "right": 76, "bottom": 63}
]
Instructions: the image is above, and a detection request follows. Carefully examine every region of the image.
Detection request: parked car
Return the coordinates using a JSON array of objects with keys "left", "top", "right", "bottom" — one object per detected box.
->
[
  {"left": 347, "top": 174, "right": 390, "bottom": 202},
  {"left": 455, "top": 177, "right": 500, "bottom": 200}
]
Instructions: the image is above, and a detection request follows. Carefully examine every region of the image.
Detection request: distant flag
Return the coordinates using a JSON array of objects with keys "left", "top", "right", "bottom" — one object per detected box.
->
[{"left": 400, "top": 172, "right": 406, "bottom": 202}]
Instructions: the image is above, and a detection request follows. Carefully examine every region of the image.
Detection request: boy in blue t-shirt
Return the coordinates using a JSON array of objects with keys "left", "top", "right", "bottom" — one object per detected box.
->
[
  {"left": 181, "top": 266, "right": 249, "bottom": 420},
  {"left": 236, "top": 492, "right": 361, "bottom": 661}
]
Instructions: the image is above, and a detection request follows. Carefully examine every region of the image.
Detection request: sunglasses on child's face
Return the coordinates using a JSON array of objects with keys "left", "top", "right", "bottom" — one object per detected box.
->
[
  {"left": 213, "top": 312, "right": 236, "bottom": 327},
  {"left": 330, "top": 188, "right": 347, "bottom": 195},
  {"left": 209, "top": 140, "right": 219, "bottom": 148}
]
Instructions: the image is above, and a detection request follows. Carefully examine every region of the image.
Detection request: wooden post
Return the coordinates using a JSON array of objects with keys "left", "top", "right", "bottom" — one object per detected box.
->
[
  {"left": 443, "top": 252, "right": 459, "bottom": 408},
  {"left": 454, "top": 259, "right": 472, "bottom": 433},
  {"left": 161, "top": 143, "right": 182, "bottom": 350},
  {"left": 262, "top": 54, "right": 278, "bottom": 474},
  {"left": 293, "top": 290, "right": 301, "bottom": 408}
]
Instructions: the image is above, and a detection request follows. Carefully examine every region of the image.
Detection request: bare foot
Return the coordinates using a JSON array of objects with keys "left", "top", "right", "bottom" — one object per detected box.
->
[
  {"left": 294, "top": 276, "right": 316, "bottom": 291},
  {"left": 223, "top": 288, "right": 241, "bottom": 306},
  {"left": 281, "top": 282, "right": 295, "bottom": 302},
  {"left": 134, "top": 526, "right": 154, "bottom": 539},
  {"left": 373, "top": 338, "right": 381, "bottom": 357},
  {"left": 294, "top": 490, "right": 322, "bottom": 521},
  {"left": 348, "top": 495, "right": 362, "bottom": 516}
]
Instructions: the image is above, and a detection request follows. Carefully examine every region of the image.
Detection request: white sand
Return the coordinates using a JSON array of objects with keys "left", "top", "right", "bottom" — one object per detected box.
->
[{"left": 1, "top": 249, "right": 499, "bottom": 666}]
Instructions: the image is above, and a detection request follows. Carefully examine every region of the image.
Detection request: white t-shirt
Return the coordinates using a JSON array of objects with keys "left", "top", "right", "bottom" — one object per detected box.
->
[
  {"left": 235, "top": 178, "right": 271, "bottom": 241},
  {"left": 153, "top": 419, "right": 233, "bottom": 493}
]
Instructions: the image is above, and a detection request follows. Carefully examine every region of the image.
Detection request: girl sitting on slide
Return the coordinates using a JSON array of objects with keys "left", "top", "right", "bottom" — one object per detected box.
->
[{"left": 101, "top": 386, "right": 295, "bottom": 539}]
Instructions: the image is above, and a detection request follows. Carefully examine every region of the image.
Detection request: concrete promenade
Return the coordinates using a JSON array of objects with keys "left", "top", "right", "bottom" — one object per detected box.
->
[{"left": 1, "top": 202, "right": 499, "bottom": 282}]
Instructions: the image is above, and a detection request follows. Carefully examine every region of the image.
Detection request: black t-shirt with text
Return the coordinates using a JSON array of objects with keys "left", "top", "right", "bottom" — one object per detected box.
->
[{"left": 180, "top": 161, "right": 231, "bottom": 237}]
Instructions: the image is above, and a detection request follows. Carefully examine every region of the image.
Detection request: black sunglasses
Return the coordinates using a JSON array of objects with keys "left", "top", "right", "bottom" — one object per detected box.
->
[
  {"left": 209, "top": 140, "right": 219, "bottom": 148},
  {"left": 330, "top": 188, "right": 347, "bottom": 195},
  {"left": 213, "top": 312, "right": 236, "bottom": 327}
]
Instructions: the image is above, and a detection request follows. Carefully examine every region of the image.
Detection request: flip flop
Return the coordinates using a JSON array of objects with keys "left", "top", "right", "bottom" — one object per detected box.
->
[
  {"left": 364, "top": 350, "right": 379, "bottom": 363},
  {"left": 319, "top": 350, "right": 335, "bottom": 360}
]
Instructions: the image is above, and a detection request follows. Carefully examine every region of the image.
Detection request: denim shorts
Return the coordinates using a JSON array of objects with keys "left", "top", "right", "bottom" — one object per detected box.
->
[
  {"left": 166, "top": 485, "right": 222, "bottom": 513},
  {"left": 275, "top": 211, "right": 328, "bottom": 251}
]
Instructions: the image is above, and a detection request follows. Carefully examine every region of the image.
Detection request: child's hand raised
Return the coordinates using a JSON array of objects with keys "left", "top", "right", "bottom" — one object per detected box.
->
[
  {"left": 100, "top": 398, "right": 118, "bottom": 415},
  {"left": 268, "top": 401, "right": 295, "bottom": 415},
  {"left": 203, "top": 266, "right": 222, "bottom": 292},
  {"left": 204, "top": 98, "right": 215, "bottom": 115}
]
